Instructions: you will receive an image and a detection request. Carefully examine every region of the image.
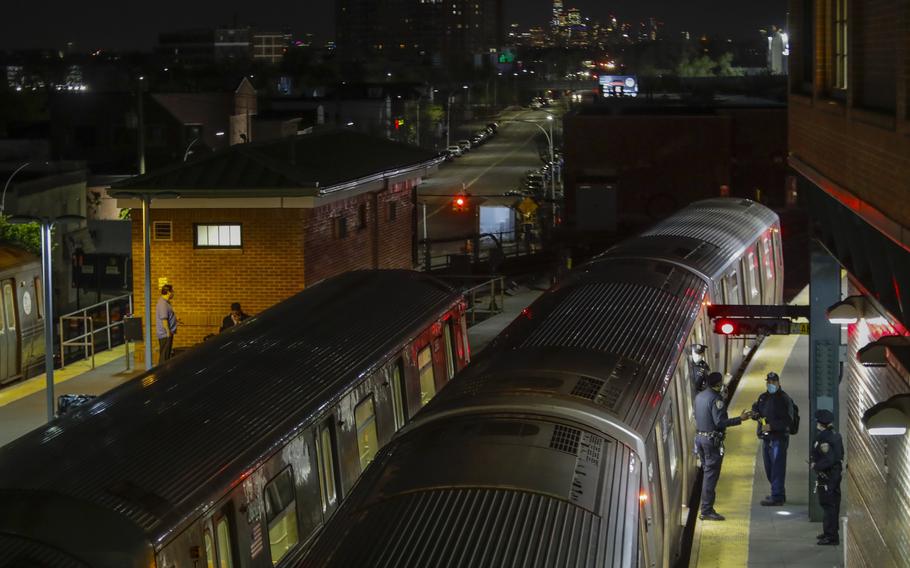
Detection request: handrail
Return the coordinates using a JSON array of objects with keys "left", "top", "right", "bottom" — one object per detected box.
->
[
  {"left": 59, "top": 294, "right": 133, "bottom": 370},
  {"left": 461, "top": 276, "right": 506, "bottom": 325}
]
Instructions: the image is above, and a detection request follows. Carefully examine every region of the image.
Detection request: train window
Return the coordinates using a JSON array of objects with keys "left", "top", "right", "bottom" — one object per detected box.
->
[
  {"left": 204, "top": 529, "right": 215, "bottom": 568},
  {"left": 724, "top": 272, "right": 741, "bottom": 304},
  {"left": 264, "top": 468, "right": 300, "bottom": 565},
  {"left": 390, "top": 359, "right": 407, "bottom": 430},
  {"left": 214, "top": 514, "right": 234, "bottom": 568},
  {"left": 3, "top": 284, "right": 14, "bottom": 330},
  {"left": 444, "top": 322, "right": 456, "bottom": 379},
  {"left": 417, "top": 346, "right": 436, "bottom": 406},
  {"left": 662, "top": 403, "right": 679, "bottom": 479},
  {"left": 33, "top": 278, "right": 43, "bottom": 319},
  {"left": 355, "top": 396, "right": 379, "bottom": 471},
  {"left": 747, "top": 253, "right": 760, "bottom": 300},
  {"left": 762, "top": 236, "right": 774, "bottom": 280},
  {"left": 317, "top": 421, "right": 338, "bottom": 512}
]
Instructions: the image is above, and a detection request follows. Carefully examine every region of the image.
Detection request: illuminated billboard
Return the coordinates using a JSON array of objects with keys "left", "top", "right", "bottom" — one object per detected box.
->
[{"left": 598, "top": 75, "right": 638, "bottom": 98}]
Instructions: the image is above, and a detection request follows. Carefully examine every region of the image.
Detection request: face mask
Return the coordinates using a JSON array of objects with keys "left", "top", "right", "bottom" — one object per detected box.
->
[
  {"left": 767, "top": 384, "right": 779, "bottom": 394},
  {"left": 817, "top": 422, "right": 826, "bottom": 431},
  {"left": 692, "top": 354, "right": 703, "bottom": 364}
]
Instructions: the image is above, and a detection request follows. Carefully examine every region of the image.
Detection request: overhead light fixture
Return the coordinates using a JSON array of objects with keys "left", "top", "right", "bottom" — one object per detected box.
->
[
  {"left": 857, "top": 335, "right": 910, "bottom": 367},
  {"left": 825, "top": 295, "right": 866, "bottom": 325},
  {"left": 862, "top": 394, "right": 910, "bottom": 436}
]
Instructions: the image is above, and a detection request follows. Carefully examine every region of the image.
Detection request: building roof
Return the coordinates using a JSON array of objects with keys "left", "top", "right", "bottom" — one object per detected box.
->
[
  {"left": 0, "top": 244, "right": 38, "bottom": 272},
  {"left": 110, "top": 130, "right": 441, "bottom": 198}
]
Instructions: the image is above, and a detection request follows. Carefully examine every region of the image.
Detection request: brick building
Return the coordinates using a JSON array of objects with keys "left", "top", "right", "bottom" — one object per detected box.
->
[
  {"left": 111, "top": 130, "right": 440, "bottom": 364},
  {"left": 563, "top": 96, "right": 787, "bottom": 233},
  {"left": 788, "top": 0, "right": 910, "bottom": 564}
]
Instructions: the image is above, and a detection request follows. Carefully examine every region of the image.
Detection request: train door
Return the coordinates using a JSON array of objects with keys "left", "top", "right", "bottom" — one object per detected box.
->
[
  {"left": 1, "top": 280, "right": 19, "bottom": 381},
  {"left": 759, "top": 234, "right": 776, "bottom": 305},
  {"left": 443, "top": 320, "right": 457, "bottom": 381},
  {"left": 316, "top": 418, "right": 341, "bottom": 519},
  {"left": 721, "top": 270, "right": 743, "bottom": 375},
  {"left": 742, "top": 251, "right": 761, "bottom": 305},
  {"left": 655, "top": 402, "right": 683, "bottom": 566}
]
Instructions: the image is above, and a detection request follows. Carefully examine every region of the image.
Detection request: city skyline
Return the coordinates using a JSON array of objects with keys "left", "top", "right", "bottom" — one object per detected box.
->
[{"left": 1, "top": 0, "right": 787, "bottom": 50}]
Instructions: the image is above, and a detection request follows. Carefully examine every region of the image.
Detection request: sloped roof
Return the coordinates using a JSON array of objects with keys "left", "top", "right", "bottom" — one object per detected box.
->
[
  {"left": 0, "top": 244, "right": 38, "bottom": 272},
  {"left": 110, "top": 130, "right": 440, "bottom": 198}
]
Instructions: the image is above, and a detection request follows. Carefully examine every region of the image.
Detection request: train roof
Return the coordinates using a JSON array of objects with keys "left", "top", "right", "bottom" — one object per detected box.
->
[
  {"left": 600, "top": 198, "right": 779, "bottom": 281},
  {"left": 0, "top": 244, "right": 39, "bottom": 273},
  {"left": 0, "top": 270, "right": 460, "bottom": 552},
  {"left": 422, "top": 256, "right": 706, "bottom": 437}
]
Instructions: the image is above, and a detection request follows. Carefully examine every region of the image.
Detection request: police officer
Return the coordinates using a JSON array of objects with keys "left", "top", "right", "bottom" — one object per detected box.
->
[
  {"left": 689, "top": 344, "right": 710, "bottom": 393},
  {"left": 750, "top": 372, "right": 795, "bottom": 506},
  {"left": 694, "top": 372, "right": 751, "bottom": 521},
  {"left": 811, "top": 409, "right": 843, "bottom": 545}
]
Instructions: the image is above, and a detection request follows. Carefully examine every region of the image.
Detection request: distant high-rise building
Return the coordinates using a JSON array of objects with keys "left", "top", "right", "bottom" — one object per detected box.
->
[
  {"left": 552, "top": 0, "right": 564, "bottom": 31},
  {"left": 158, "top": 27, "right": 251, "bottom": 66},
  {"left": 336, "top": 0, "right": 503, "bottom": 68},
  {"left": 252, "top": 32, "right": 288, "bottom": 65}
]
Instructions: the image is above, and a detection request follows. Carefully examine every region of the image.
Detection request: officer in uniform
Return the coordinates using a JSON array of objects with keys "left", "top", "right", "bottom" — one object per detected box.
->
[
  {"left": 811, "top": 409, "right": 843, "bottom": 545},
  {"left": 750, "top": 372, "right": 795, "bottom": 506},
  {"left": 694, "top": 372, "right": 751, "bottom": 520},
  {"left": 689, "top": 344, "right": 710, "bottom": 393}
]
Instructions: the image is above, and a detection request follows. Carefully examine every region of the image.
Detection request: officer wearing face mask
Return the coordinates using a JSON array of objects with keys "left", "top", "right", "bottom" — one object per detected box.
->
[
  {"left": 750, "top": 372, "right": 797, "bottom": 506},
  {"left": 694, "top": 372, "right": 751, "bottom": 521},
  {"left": 689, "top": 344, "right": 710, "bottom": 393},
  {"left": 811, "top": 409, "right": 843, "bottom": 545}
]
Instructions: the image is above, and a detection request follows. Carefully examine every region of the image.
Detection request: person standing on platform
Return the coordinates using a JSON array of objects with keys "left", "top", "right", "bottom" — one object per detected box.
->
[
  {"left": 811, "top": 409, "right": 843, "bottom": 546},
  {"left": 689, "top": 344, "right": 710, "bottom": 393},
  {"left": 750, "top": 372, "right": 796, "bottom": 506},
  {"left": 694, "top": 372, "right": 751, "bottom": 521},
  {"left": 220, "top": 302, "right": 250, "bottom": 332},
  {"left": 156, "top": 284, "right": 178, "bottom": 362}
]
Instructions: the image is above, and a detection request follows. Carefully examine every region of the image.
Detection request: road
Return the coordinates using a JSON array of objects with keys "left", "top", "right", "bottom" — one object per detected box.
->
[{"left": 418, "top": 108, "right": 562, "bottom": 247}]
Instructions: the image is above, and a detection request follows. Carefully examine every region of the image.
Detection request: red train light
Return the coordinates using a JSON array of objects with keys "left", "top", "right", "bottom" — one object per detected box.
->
[{"left": 715, "top": 319, "right": 736, "bottom": 335}]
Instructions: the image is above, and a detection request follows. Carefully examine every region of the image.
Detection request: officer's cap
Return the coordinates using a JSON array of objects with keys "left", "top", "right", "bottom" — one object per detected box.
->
[
  {"left": 816, "top": 409, "right": 834, "bottom": 425},
  {"left": 706, "top": 372, "right": 724, "bottom": 387},
  {"left": 692, "top": 344, "right": 706, "bottom": 355},
  {"left": 766, "top": 372, "right": 780, "bottom": 382}
]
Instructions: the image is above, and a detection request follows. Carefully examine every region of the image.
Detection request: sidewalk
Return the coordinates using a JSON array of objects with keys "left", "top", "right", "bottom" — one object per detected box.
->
[
  {"left": 691, "top": 288, "right": 844, "bottom": 567},
  {"left": 0, "top": 347, "right": 141, "bottom": 447}
]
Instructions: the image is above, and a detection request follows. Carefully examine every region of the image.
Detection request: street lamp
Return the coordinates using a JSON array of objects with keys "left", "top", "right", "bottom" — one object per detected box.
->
[
  {"left": 1, "top": 162, "right": 32, "bottom": 214},
  {"left": 8, "top": 213, "right": 85, "bottom": 421},
  {"left": 501, "top": 118, "right": 557, "bottom": 202}
]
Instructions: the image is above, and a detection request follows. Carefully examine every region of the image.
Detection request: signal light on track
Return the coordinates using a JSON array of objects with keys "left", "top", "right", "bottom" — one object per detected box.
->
[
  {"left": 639, "top": 492, "right": 648, "bottom": 504},
  {"left": 452, "top": 194, "right": 470, "bottom": 213},
  {"left": 719, "top": 320, "right": 736, "bottom": 335}
]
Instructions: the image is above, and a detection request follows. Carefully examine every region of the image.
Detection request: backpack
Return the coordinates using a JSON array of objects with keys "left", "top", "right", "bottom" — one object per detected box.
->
[{"left": 789, "top": 399, "right": 800, "bottom": 435}]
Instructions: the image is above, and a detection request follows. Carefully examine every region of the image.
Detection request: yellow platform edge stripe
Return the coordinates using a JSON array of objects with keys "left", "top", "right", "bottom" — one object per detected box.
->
[{"left": 0, "top": 345, "right": 133, "bottom": 408}]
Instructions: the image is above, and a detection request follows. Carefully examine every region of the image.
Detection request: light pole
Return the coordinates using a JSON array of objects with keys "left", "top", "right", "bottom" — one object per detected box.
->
[
  {"left": 109, "top": 191, "right": 180, "bottom": 370},
  {"left": 9, "top": 214, "right": 84, "bottom": 421},
  {"left": 1, "top": 162, "right": 32, "bottom": 214},
  {"left": 501, "top": 118, "right": 556, "bottom": 202}
]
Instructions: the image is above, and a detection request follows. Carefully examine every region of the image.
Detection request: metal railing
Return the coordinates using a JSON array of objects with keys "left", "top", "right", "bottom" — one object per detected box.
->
[
  {"left": 464, "top": 276, "right": 506, "bottom": 325},
  {"left": 419, "top": 229, "right": 541, "bottom": 272},
  {"left": 59, "top": 294, "right": 133, "bottom": 370}
]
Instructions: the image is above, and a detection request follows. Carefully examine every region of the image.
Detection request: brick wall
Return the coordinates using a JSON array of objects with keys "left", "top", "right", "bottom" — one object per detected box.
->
[
  {"left": 789, "top": 0, "right": 910, "bottom": 230},
  {"left": 131, "top": 208, "right": 306, "bottom": 365},
  {"left": 304, "top": 181, "right": 416, "bottom": 286}
]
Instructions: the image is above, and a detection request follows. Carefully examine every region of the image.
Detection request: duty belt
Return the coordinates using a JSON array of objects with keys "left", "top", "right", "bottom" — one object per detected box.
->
[{"left": 696, "top": 431, "right": 721, "bottom": 437}]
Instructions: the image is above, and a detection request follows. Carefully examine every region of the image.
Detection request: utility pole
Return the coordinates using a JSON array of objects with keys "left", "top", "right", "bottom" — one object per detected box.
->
[{"left": 137, "top": 76, "right": 146, "bottom": 175}]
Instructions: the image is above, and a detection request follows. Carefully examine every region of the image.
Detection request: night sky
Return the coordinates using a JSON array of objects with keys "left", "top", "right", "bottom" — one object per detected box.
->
[{"left": 1, "top": 1, "right": 787, "bottom": 50}]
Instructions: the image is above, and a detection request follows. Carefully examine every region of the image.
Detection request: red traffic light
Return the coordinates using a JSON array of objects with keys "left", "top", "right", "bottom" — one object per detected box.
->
[
  {"left": 715, "top": 319, "right": 737, "bottom": 335},
  {"left": 452, "top": 194, "right": 470, "bottom": 212}
]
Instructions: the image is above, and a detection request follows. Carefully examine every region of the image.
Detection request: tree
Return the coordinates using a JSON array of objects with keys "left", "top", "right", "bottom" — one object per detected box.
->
[{"left": 0, "top": 215, "right": 42, "bottom": 255}]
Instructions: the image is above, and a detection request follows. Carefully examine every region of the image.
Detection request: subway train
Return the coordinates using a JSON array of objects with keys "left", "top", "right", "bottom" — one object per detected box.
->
[
  {"left": 0, "top": 245, "right": 44, "bottom": 385},
  {"left": 0, "top": 270, "right": 469, "bottom": 568},
  {"left": 302, "top": 198, "right": 784, "bottom": 568}
]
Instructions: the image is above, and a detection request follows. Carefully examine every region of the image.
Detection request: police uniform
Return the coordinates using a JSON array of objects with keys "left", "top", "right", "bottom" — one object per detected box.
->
[
  {"left": 811, "top": 409, "right": 843, "bottom": 545},
  {"left": 689, "top": 358, "right": 710, "bottom": 393},
  {"left": 694, "top": 373, "right": 743, "bottom": 520},
  {"left": 751, "top": 377, "right": 794, "bottom": 505}
]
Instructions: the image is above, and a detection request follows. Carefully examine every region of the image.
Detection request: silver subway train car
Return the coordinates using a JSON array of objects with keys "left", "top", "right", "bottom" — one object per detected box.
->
[
  {"left": 0, "top": 270, "right": 469, "bottom": 568},
  {"left": 302, "top": 198, "right": 784, "bottom": 568},
  {"left": 0, "top": 245, "right": 44, "bottom": 385}
]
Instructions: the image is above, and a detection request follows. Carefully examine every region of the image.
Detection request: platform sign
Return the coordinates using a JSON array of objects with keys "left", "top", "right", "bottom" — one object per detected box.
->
[{"left": 791, "top": 321, "right": 810, "bottom": 335}]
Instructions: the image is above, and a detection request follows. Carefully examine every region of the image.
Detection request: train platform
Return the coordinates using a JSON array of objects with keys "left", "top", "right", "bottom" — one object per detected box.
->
[
  {"left": 466, "top": 283, "right": 544, "bottom": 353},
  {"left": 690, "top": 290, "right": 844, "bottom": 568},
  {"left": 0, "top": 346, "right": 141, "bottom": 447}
]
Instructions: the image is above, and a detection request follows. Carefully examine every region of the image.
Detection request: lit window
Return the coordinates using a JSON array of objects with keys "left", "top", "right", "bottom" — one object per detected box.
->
[
  {"left": 3, "top": 284, "right": 15, "bottom": 331},
  {"left": 215, "top": 517, "right": 233, "bottom": 568},
  {"left": 418, "top": 346, "right": 436, "bottom": 406},
  {"left": 204, "top": 529, "right": 215, "bottom": 568},
  {"left": 355, "top": 396, "right": 379, "bottom": 471},
  {"left": 195, "top": 224, "right": 242, "bottom": 248},
  {"left": 833, "top": 0, "right": 848, "bottom": 91},
  {"left": 264, "top": 469, "right": 299, "bottom": 564}
]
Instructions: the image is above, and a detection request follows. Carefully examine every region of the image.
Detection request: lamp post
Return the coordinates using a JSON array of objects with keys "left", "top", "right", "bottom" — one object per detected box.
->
[
  {"left": 9, "top": 214, "right": 85, "bottom": 421},
  {"left": 501, "top": 118, "right": 556, "bottom": 202},
  {"left": 1, "top": 162, "right": 31, "bottom": 214}
]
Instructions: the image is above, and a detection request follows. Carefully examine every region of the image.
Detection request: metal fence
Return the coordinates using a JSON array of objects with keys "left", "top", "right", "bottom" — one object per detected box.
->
[
  {"left": 59, "top": 294, "right": 133, "bottom": 369},
  {"left": 419, "top": 229, "right": 541, "bottom": 272}
]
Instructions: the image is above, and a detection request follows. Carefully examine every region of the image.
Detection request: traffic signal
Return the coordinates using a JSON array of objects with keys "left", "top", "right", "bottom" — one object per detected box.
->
[
  {"left": 713, "top": 317, "right": 792, "bottom": 336},
  {"left": 452, "top": 194, "right": 470, "bottom": 213}
]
